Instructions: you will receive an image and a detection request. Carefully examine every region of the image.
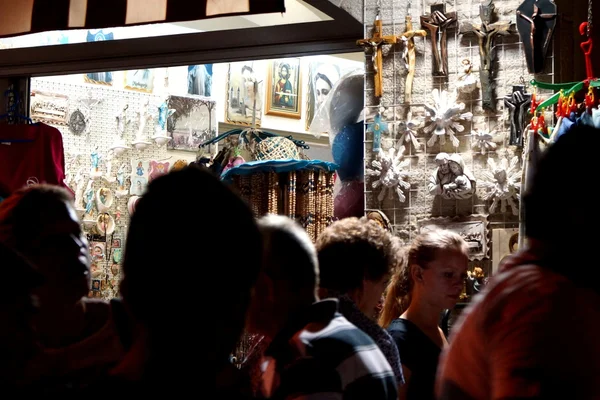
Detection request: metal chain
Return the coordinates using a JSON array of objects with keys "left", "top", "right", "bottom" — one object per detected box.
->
[
  {"left": 376, "top": 0, "right": 382, "bottom": 17},
  {"left": 407, "top": 0, "right": 412, "bottom": 15},
  {"left": 588, "top": 0, "right": 593, "bottom": 37}
]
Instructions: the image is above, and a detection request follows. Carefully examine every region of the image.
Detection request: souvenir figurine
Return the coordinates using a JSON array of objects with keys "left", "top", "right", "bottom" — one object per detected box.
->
[
  {"left": 456, "top": 59, "right": 478, "bottom": 93},
  {"left": 90, "top": 146, "right": 103, "bottom": 179},
  {"left": 110, "top": 105, "right": 132, "bottom": 156},
  {"left": 115, "top": 163, "right": 129, "bottom": 198},
  {"left": 428, "top": 153, "right": 476, "bottom": 200},
  {"left": 365, "top": 147, "right": 411, "bottom": 203},
  {"left": 423, "top": 89, "right": 473, "bottom": 148},
  {"left": 133, "top": 99, "right": 153, "bottom": 150},
  {"left": 153, "top": 101, "right": 175, "bottom": 146}
]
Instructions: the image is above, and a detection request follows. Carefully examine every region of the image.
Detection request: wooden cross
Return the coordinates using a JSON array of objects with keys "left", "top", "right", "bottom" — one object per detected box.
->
[
  {"left": 357, "top": 15, "right": 398, "bottom": 98},
  {"left": 461, "top": 0, "right": 515, "bottom": 111},
  {"left": 420, "top": 4, "right": 457, "bottom": 77},
  {"left": 401, "top": 16, "right": 427, "bottom": 105}
]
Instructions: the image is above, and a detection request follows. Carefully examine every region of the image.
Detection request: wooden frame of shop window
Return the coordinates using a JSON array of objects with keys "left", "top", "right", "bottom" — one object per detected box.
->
[{"left": 0, "top": 0, "right": 362, "bottom": 78}]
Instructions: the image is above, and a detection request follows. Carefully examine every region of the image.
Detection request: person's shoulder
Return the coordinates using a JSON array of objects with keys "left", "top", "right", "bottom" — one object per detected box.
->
[
  {"left": 460, "top": 265, "right": 574, "bottom": 333},
  {"left": 386, "top": 318, "right": 411, "bottom": 339},
  {"left": 480, "top": 265, "right": 569, "bottom": 308}
]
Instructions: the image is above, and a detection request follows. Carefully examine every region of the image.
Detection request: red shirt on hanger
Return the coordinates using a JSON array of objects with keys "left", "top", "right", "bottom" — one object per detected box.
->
[{"left": 0, "top": 122, "right": 67, "bottom": 196}]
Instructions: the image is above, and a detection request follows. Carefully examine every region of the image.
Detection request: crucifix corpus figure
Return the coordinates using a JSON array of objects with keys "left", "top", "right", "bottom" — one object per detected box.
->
[
  {"left": 401, "top": 16, "right": 427, "bottom": 105},
  {"left": 504, "top": 85, "right": 532, "bottom": 147},
  {"left": 357, "top": 15, "right": 398, "bottom": 98},
  {"left": 516, "top": 0, "right": 557, "bottom": 74},
  {"left": 420, "top": 4, "right": 457, "bottom": 77},
  {"left": 461, "top": 0, "right": 515, "bottom": 111}
]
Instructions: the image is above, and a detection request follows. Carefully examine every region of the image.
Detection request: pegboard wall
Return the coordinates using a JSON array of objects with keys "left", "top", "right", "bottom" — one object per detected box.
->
[
  {"left": 31, "top": 78, "right": 198, "bottom": 299},
  {"left": 362, "top": 0, "right": 556, "bottom": 270}
]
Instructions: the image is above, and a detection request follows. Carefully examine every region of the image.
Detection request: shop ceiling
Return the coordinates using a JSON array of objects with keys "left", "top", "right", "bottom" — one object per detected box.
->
[{"left": 0, "top": 0, "right": 363, "bottom": 78}]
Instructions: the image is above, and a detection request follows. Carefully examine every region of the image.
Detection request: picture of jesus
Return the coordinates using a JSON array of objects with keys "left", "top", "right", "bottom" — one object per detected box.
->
[
  {"left": 274, "top": 63, "right": 294, "bottom": 108},
  {"left": 266, "top": 58, "right": 302, "bottom": 119}
]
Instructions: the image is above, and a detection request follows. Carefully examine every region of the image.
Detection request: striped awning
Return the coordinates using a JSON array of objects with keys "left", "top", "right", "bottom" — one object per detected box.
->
[{"left": 0, "top": 0, "right": 286, "bottom": 39}]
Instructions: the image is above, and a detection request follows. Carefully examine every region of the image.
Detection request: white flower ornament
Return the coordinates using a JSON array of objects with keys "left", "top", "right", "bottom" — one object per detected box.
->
[
  {"left": 396, "top": 113, "right": 422, "bottom": 151},
  {"left": 478, "top": 156, "right": 521, "bottom": 215},
  {"left": 424, "top": 89, "right": 473, "bottom": 148},
  {"left": 366, "top": 147, "right": 411, "bottom": 203},
  {"left": 470, "top": 129, "right": 498, "bottom": 155}
]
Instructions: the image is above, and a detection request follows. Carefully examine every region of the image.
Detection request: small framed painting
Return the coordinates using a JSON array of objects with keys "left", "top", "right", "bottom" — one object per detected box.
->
[
  {"left": 187, "top": 64, "right": 213, "bottom": 97},
  {"left": 124, "top": 69, "right": 154, "bottom": 93},
  {"left": 166, "top": 95, "right": 217, "bottom": 152},
  {"left": 226, "top": 62, "right": 262, "bottom": 126},
  {"left": 265, "top": 58, "right": 302, "bottom": 119},
  {"left": 84, "top": 30, "right": 114, "bottom": 85},
  {"left": 418, "top": 215, "right": 489, "bottom": 260}
]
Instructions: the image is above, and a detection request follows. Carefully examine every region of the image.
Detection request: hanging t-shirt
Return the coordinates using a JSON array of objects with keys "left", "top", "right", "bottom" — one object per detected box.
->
[{"left": 0, "top": 122, "right": 66, "bottom": 195}]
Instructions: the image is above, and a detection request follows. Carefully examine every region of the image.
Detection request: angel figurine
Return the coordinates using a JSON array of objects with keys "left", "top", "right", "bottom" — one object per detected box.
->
[{"left": 456, "top": 59, "right": 478, "bottom": 93}]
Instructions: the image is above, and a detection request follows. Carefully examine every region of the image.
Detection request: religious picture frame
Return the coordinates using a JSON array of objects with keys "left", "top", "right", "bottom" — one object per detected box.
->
[
  {"left": 187, "top": 64, "right": 213, "bottom": 97},
  {"left": 306, "top": 61, "right": 341, "bottom": 131},
  {"left": 265, "top": 58, "right": 302, "bottom": 119},
  {"left": 124, "top": 69, "right": 155, "bottom": 93},
  {"left": 491, "top": 228, "right": 519, "bottom": 274},
  {"left": 418, "top": 215, "right": 489, "bottom": 260},
  {"left": 166, "top": 95, "right": 217, "bottom": 152},
  {"left": 84, "top": 30, "right": 114, "bottom": 86},
  {"left": 30, "top": 90, "right": 69, "bottom": 126},
  {"left": 225, "top": 61, "right": 263, "bottom": 127}
]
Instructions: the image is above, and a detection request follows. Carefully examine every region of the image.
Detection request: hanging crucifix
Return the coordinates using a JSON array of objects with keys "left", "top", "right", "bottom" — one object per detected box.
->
[
  {"left": 461, "top": 0, "right": 515, "bottom": 111},
  {"left": 516, "top": 0, "right": 557, "bottom": 74},
  {"left": 504, "top": 85, "right": 532, "bottom": 147},
  {"left": 401, "top": 16, "right": 427, "bottom": 105},
  {"left": 420, "top": 4, "right": 457, "bottom": 77},
  {"left": 357, "top": 14, "right": 398, "bottom": 98}
]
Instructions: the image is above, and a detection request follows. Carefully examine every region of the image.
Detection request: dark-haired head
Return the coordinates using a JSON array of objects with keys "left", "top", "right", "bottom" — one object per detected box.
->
[
  {"left": 121, "top": 165, "right": 262, "bottom": 368},
  {"left": 523, "top": 124, "right": 599, "bottom": 289},
  {"left": 0, "top": 185, "right": 89, "bottom": 305}
]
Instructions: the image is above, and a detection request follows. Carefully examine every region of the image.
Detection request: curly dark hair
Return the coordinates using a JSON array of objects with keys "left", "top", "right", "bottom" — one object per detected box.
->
[{"left": 316, "top": 217, "right": 402, "bottom": 294}]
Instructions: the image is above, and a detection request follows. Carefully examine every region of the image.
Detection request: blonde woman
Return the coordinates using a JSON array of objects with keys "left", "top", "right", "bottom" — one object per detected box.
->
[{"left": 379, "top": 229, "right": 469, "bottom": 400}]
